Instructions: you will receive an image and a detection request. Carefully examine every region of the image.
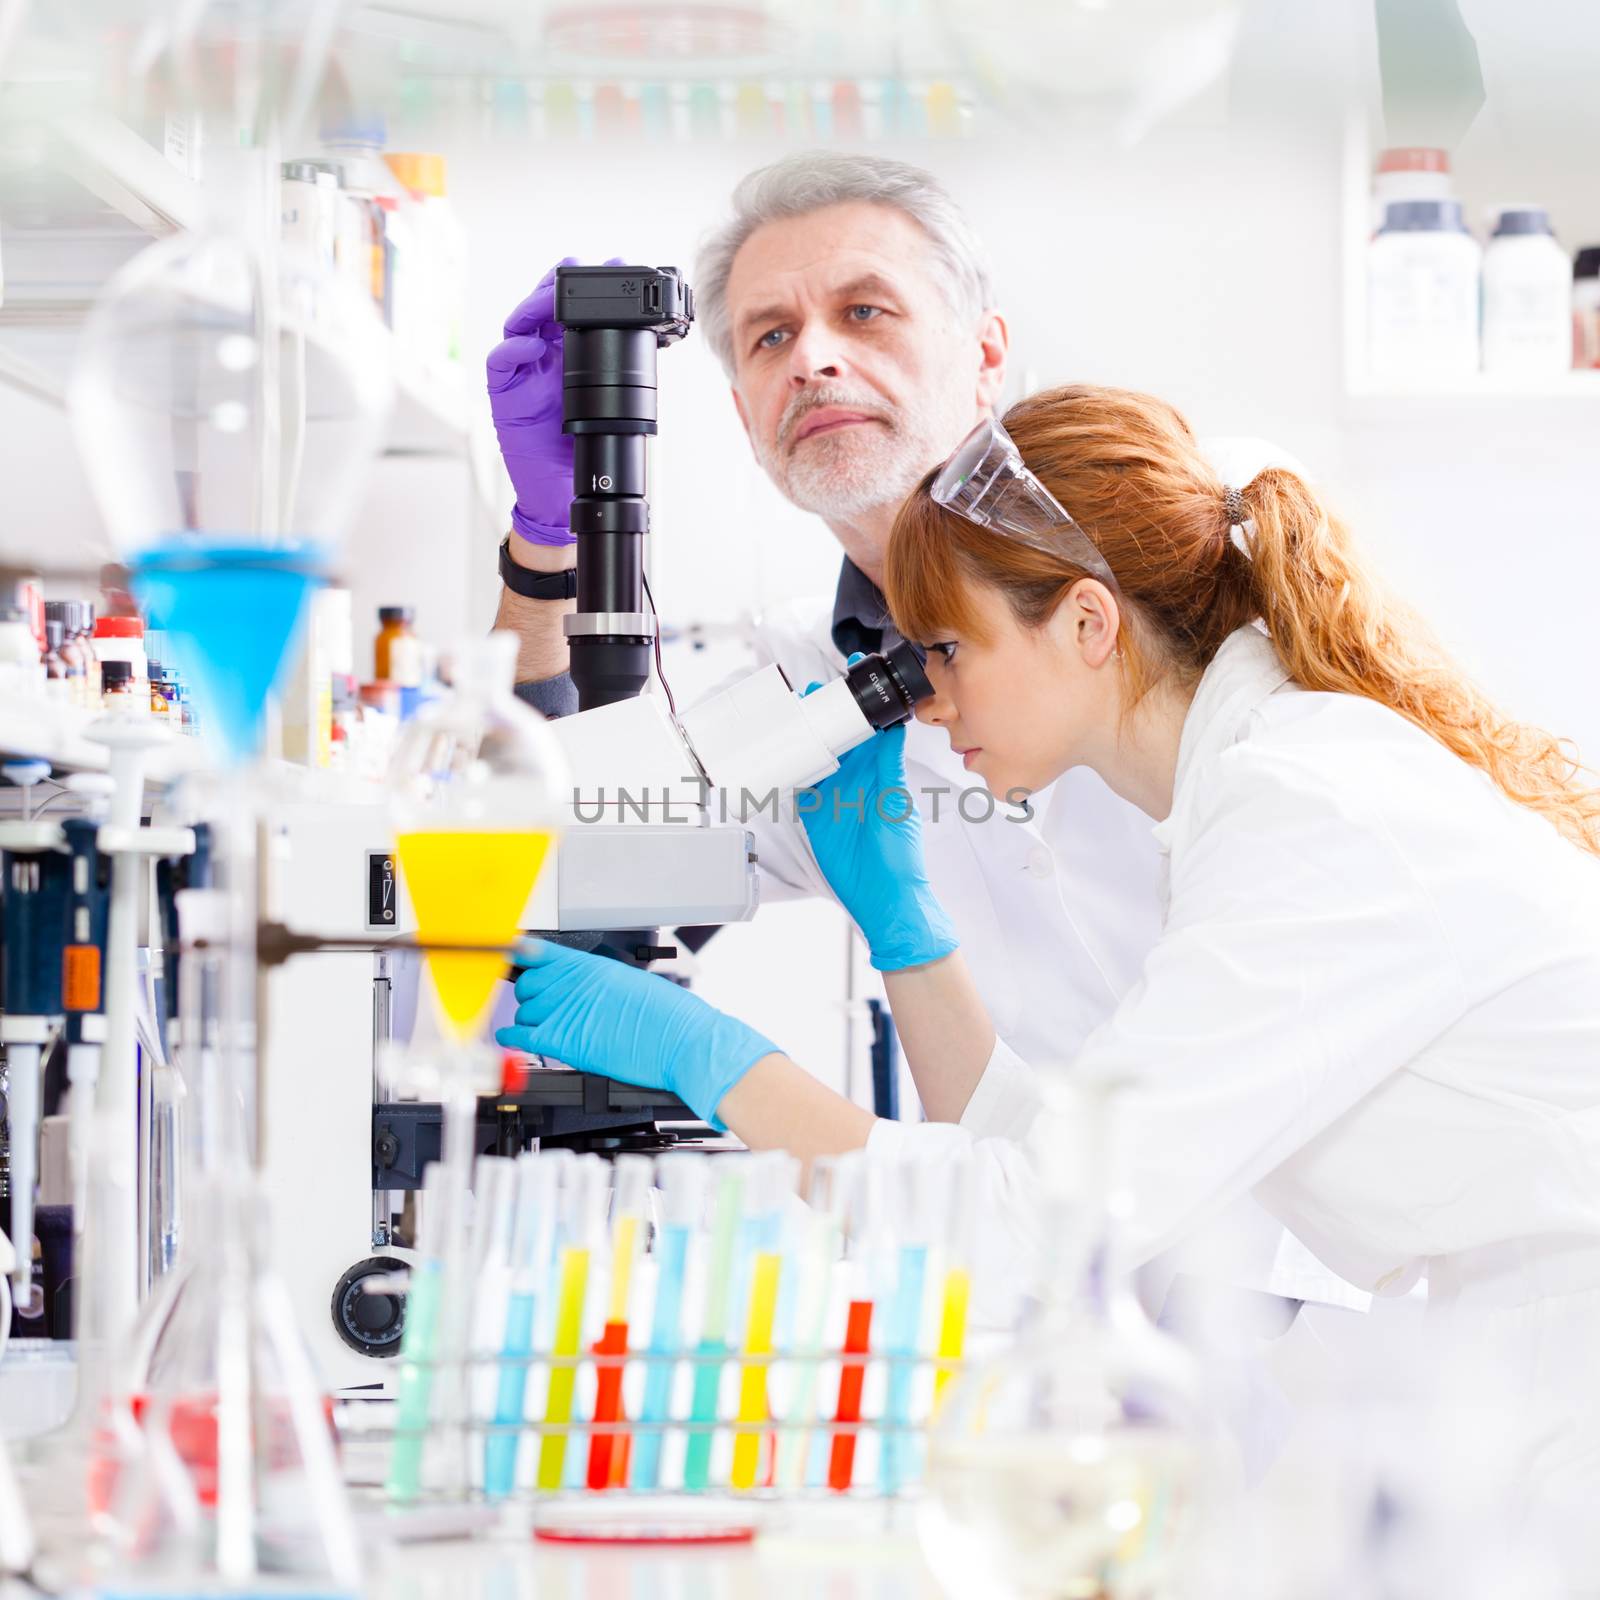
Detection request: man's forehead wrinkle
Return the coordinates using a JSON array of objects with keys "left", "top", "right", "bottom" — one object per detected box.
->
[{"left": 728, "top": 253, "right": 927, "bottom": 333}]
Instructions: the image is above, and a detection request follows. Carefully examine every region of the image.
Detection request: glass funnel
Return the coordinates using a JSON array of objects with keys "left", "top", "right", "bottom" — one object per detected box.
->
[
  {"left": 69, "top": 225, "right": 391, "bottom": 766},
  {"left": 383, "top": 632, "right": 568, "bottom": 1502},
  {"left": 389, "top": 633, "right": 569, "bottom": 1051},
  {"left": 919, "top": 1075, "right": 1215, "bottom": 1600}
]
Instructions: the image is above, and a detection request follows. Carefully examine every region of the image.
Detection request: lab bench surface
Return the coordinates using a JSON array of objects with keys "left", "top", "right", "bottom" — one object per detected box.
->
[{"left": 370, "top": 1505, "right": 942, "bottom": 1600}]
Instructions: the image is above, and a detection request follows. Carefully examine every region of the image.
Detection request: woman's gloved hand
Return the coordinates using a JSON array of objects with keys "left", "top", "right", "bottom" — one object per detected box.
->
[
  {"left": 494, "top": 940, "right": 779, "bottom": 1129},
  {"left": 487, "top": 256, "right": 624, "bottom": 548},
  {"left": 799, "top": 663, "right": 959, "bottom": 972}
]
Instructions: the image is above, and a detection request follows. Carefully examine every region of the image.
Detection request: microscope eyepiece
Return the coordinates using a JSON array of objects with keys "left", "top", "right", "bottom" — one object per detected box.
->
[{"left": 843, "top": 640, "right": 934, "bottom": 732}]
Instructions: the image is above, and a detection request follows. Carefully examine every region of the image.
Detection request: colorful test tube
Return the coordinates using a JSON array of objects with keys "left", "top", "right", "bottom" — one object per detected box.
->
[
  {"left": 588, "top": 1154, "right": 651, "bottom": 1490},
  {"left": 830, "top": 1159, "right": 891, "bottom": 1493},
  {"left": 684, "top": 1165, "right": 744, "bottom": 1492},
  {"left": 386, "top": 1164, "right": 451, "bottom": 1501},
  {"left": 882, "top": 1159, "right": 940, "bottom": 1495},
  {"left": 777, "top": 1153, "right": 852, "bottom": 1490},
  {"left": 468, "top": 1158, "right": 519, "bottom": 1487},
  {"left": 485, "top": 1152, "right": 563, "bottom": 1498},
  {"left": 933, "top": 1155, "right": 976, "bottom": 1413},
  {"left": 632, "top": 1153, "right": 708, "bottom": 1490},
  {"left": 731, "top": 1155, "right": 793, "bottom": 1491},
  {"left": 537, "top": 1155, "right": 608, "bottom": 1491}
]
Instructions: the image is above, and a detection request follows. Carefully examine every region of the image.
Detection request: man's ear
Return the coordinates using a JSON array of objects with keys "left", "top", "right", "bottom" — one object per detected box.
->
[
  {"left": 730, "top": 384, "right": 753, "bottom": 445},
  {"left": 975, "top": 309, "right": 1009, "bottom": 413}
]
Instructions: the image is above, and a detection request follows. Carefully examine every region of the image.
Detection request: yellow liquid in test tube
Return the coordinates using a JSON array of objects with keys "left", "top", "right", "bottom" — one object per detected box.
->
[{"left": 395, "top": 830, "right": 554, "bottom": 1039}]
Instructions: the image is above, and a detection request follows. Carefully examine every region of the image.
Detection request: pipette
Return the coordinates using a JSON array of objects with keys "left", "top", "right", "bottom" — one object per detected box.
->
[
  {"left": 684, "top": 1162, "right": 744, "bottom": 1492},
  {"left": 588, "top": 1153, "right": 651, "bottom": 1489},
  {"left": 882, "top": 1157, "right": 939, "bottom": 1494},
  {"left": 731, "top": 1153, "right": 795, "bottom": 1491},
  {"left": 486, "top": 1151, "right": 566, "bottom": 1498},
  {"left": 467, "top": 1157, "right": 518, "bottom": 1489},
  {"left": 386, "top": 1163, "right": 452, "bottom": 1502},
  {"left": 537, "top": 1154, "right": 608, "bottom": 1491},
  {"left": 830, "top": 1157, "right": 892, "bottom": 1493},
  {"left": 933, "top": 1155, "right": 976, "bottom": 1414},
  {"left": 632, "top": 1152, "right": 708, "bottom": 1491},
  {"left": 777, "top": 1153, "right": 853, "bottom": 1490}
]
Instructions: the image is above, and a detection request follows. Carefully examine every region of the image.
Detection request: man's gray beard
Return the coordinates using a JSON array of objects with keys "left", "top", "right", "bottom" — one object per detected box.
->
[
  {"left": 754, "top": 389, "right": 955, "bottom": 525},
  {"left": 777, "top": 425, "right": 934, "bottom": 522}
]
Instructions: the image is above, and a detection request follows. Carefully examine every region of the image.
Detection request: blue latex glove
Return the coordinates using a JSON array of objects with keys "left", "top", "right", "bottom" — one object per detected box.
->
[
  {"left": 799, "top": 660, "right": 959, "bottom": 972},
  {"left": 494, "top": 940, "right": 778, "bottom": 1129},
  {"left": 486, "top": 256, "right": 624, "bottom": 547}
]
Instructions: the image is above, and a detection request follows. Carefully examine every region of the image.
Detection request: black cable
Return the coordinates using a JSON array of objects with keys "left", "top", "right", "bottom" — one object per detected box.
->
[{"left": 641, "top": 572, "right": 679, "bottom": 721}]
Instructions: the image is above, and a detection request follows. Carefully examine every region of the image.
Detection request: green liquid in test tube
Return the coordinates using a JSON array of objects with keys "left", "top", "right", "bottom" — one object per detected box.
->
[
  {"left": 684, "top": 1166, "right": 744, "bottom": 1491},
  {"left": 387, "top": 1164, "right": 451, "bottom": 1501},
  {"left": 633, "top": 1153, "right": 709, "bottom": 1490}
]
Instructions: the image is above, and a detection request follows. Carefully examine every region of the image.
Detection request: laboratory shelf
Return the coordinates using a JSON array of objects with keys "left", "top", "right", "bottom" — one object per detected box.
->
[
  {"left": 51, "top": 109, "right": 203, "bottom": 237},
  {"left": 0, "top": 705, "right": 203, "bottom": 787}
]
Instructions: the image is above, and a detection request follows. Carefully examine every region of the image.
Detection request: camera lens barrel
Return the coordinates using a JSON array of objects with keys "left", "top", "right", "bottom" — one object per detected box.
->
[
  {"left": 560, "top": 328, "right": 661, "bottom": 710},
  {"left": 844, "top": 640, "right": 934, "bottom": 732}
]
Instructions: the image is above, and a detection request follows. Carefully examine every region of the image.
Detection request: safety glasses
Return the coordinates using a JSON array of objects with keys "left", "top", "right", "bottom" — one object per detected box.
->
[{"left": 930, "top": 416, "right": 1117, "bottom": 588}]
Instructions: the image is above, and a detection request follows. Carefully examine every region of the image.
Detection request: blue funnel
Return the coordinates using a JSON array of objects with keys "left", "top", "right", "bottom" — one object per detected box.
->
[{"left": 130, "top": 540, "right": 327, "bottom": 767}]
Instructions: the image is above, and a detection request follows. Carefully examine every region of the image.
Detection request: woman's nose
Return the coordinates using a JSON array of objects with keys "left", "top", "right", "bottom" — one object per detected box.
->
[{"left": 915, "top": 669, "right": 955, "bottom": 726}]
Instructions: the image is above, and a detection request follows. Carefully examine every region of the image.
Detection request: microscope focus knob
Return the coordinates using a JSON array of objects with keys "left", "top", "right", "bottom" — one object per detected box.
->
[{"left": 330, "top": 1256, "right": 408, "bottom": 1358}]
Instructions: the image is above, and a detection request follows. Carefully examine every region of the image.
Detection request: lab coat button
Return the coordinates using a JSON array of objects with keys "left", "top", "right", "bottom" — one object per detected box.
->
[{"left": 1025, "top": 846, "right": 1054, "bottom": 879}]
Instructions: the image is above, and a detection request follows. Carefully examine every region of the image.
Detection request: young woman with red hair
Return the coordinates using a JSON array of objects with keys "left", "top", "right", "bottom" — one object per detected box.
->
[{"left": 501, "top": 384, "right": 1600, "bottom": 1491}]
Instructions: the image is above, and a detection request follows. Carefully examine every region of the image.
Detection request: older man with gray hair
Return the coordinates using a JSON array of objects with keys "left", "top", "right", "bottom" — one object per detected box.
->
[{"left": 488, "top": 151, "right": 1365, "bottom": 1332}]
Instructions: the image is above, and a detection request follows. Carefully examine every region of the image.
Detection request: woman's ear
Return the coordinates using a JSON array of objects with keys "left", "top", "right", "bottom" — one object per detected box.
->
[{"left": 1051, "top": 579, "right": 1120, "bottom": 669}]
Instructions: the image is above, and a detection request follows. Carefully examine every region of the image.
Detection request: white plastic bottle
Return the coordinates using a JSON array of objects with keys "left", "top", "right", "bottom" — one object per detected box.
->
[
  {"left": 1371, "top": 147, "right": 1453, "bottom": 236},
  {"left": 1482, "top": 207, "right": 1574, "bottom": 378},
  {"left": 385, "top": 153, "right": 467, "bottom": 375},
  {"left": 1367, "top": 199, "right": 1481, "bottom": 384}
]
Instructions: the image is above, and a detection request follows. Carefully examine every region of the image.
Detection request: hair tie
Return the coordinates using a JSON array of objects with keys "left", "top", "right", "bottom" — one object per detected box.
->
[{"left": 1222, "top": 485, "right": 1246, "bottom": 526}]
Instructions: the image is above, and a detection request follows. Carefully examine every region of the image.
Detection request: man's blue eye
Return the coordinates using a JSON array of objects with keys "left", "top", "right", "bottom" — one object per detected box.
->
[
  {"left": 757, "top": 328, "right": 789, "bottom": 350},
  {"left": 847, "top": 305, "right": 882, "bottom": 323}
]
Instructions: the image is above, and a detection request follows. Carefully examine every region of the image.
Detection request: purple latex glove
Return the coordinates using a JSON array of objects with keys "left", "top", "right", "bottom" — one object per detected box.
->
[{"left": 486, "top": 256, "right": 626, "bottom": 548}]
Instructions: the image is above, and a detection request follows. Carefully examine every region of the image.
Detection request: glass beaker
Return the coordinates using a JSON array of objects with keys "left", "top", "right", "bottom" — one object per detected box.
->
[{"left": 919, "top": 1075, "right": 1214, "bottom": 1600}]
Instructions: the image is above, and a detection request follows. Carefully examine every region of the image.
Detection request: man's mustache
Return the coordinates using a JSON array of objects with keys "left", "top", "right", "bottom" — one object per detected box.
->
[{"left": 776, "top": 387, "right": 898, "bottom": 451}]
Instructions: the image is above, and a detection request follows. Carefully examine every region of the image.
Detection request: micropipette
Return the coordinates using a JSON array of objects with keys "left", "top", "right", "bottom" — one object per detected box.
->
[
  {"left": 632, "top": 1152, "right": 708, "bottom": 1491},
  {"left": 537, "top": 1154, "right": 608, "bottom": 1491},
  {"left": 684, "top": 1163, "right": 744, "bottom": 1492},
  {"left": 882, "top": 1157, "right": 939, "bottom": 1494},
  {"left": 386, "top": 1163, "right": 452, "bottom": 1502},
  {"left": 485, "top": 1151, "right": 565, "bottom": 1499},
  {"left": 588, "top": 1153, "right": 650, "bottom": 1489},
  {"left": 777, "top": 1153, "right": 853, "bottom": 1490},
  {"left": 731, "top": 1153, "right": 794, "bottom": 1491}
]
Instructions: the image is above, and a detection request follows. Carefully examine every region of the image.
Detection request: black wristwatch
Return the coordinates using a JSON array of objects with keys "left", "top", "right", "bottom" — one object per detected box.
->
[{"left": 499, "top": 537, "right": 578, "bottom": 600}]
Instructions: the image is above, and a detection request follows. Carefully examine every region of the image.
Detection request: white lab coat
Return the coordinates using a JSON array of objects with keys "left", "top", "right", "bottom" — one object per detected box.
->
[
  {"left": 869, "top": 626, "right": 1600, "bottom": 1330},
  {"left": 735, "top": 599, "right": 1367, "bottom": 1310}
]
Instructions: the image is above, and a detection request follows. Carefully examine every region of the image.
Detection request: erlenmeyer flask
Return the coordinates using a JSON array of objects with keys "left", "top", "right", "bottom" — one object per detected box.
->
[
  {"left": 91, "top": 1176, "right": 363, "bottom": 1598},
  {"left": 920, "top": 1075, "right": 1214, "bottom": 1600}
]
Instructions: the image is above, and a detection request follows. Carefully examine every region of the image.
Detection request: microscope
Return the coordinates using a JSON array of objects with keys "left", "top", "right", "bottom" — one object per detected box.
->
[{"left": 257, "top": 265, "right": 933, "bottom": 1381}]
